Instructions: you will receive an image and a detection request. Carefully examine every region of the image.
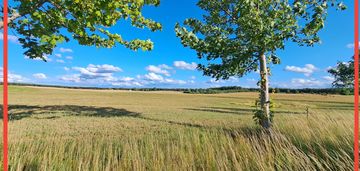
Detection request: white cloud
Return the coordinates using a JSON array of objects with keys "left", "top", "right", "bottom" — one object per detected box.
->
[
  {"left": 75, "top": 64, "right": 122, "bottom": 74},
  {"left": 59, "top": 47, "right": 73, "bottom": 53},
  {"left": 112, "top": 81, "right": 143, "bottom": 87},
  {"left": 56, "top": 59, "right": 65, "bottom": 63},
  {"left": 207, "top": 78, "right": 224, "bottom": 84},
  {"left": 290, "top": 78, "right": 326, "bottom": 88},
  {"left": 346, "top": 42, "right": 360, "bottom": 48},
  {"left": 0, "top": 32, "right": 19, "bottom": 44},
  {"left": 144, "top": 72, "right": 164, "bottom": 81},
  {"left": 45, "top": 56, "right": 53, "bottom": 62},
  {"left": 61, "top": 69, "right": 187, "bottom": 87},
  {"left": 65, "top": 56, "right": 73, "bottom": 60},
  {"left": 158, "top": 64, "right": 172, "bottom": 70},
  {"left": 163, "top": 78, "right": 186, "bottom": 84},
  {"left": 323, "top": 76, "right": 335, "bottom": 82},
  {"left": 229, "top": 76, "right": 240, "bottom": 82},
  {"left": 60, "top": 74, "right": 81, "bottom": 83},
  {"left": 272, "top": 76, "right": 336, "bottom": 88},
  {"left": 173, "top": 61, "right": 197, "bottom": 70},
  {"left": 120, "top": 77, "right": 134, "bottom": 82},
  {"left": 68, "top": 64, "right": 123, "bottom": 81},
  {"left": 61, "top": 64, "right": 145, "bottom": 87},
  {"left": 146, "top": 65, "right": 171, "bottom": 76},
  {"left": 0, "top": 67, "right": 27, "bottom": 83},
  {"left": 326, "top": 66, "right": 334, "bottom": 71},
  {"left": 285, "top": 64, "right": 318, "bottom": 76},
  {"left": 33, "top": 73, "right": 47, "bottom": 79},
  {"left": 141, "top": 72, "right": 186, "bottom": 85},
  {"left": 55, "top": 54, "right": 62, "bottom": 58},
  {"left": 60, "top": 63, "right": 193, "bottom": 87},
  {"left": 110, "top": 77, "right": 143, "bottom": 87},
  {"left": 8, "top": 74, "right": 27, "bottom": 82},
  {"left": 24, "top": 54, "right": 52, "bottom": 62}
]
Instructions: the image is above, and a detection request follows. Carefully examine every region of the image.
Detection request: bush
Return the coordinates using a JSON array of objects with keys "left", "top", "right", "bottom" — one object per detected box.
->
[{"left": 340, "top": 88, "right": 352, "bottom": 95}]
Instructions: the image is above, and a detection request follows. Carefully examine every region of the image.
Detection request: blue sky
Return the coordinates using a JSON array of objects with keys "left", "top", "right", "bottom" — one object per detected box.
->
[{"left": 0, "top": 0, "right": 355, "bottom": 88}]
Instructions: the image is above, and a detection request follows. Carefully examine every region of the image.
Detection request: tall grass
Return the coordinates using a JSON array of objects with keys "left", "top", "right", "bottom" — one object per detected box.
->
[
  {"left": 0, "top": 86, "right": 354, "bottom": 170},
  {"left": 0, "top": 111, "right": 351, "bottom": 170}
]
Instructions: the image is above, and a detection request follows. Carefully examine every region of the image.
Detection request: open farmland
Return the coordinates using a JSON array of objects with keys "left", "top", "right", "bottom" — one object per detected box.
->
[{"left": 0, "top": 86, "right": 354, "bottom": 170}]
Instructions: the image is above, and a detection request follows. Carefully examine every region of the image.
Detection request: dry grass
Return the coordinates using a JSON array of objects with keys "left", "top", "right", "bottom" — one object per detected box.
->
[{"left": 0, "top": 86, "right": 354, "bottom": 170}]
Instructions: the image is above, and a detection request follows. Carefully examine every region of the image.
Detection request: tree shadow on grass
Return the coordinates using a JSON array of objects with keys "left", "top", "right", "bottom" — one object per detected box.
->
[
  {"left": 184, "top": 107, "right": 254, "bottom": 115},
  {"left": 313, "top": 104, "right": 353, "bottom": 110},
  {"left": 0, "top": 105, "right": 140, "bottom": 121},
  {"left": 135, "top": 115, "right": 205, "bottom": 128},
  {"left": 135, "top": 114, "right": 265, "bottom": 139},
  {"left": 0, "top": 105, "right": 266, "bottom": 139},
  {"left": 184, "top": 107, "right": 306, "bottom": 115}
]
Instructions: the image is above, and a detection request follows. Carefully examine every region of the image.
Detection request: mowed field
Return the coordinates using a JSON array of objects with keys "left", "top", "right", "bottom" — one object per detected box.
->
[{"left": 0, "top": 86, "right": 354, "bottom": 170}]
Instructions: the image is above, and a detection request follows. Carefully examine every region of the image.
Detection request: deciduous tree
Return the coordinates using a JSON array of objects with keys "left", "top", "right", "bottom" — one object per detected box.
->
[
  {"left": 1, "top": 0, "right": 162, "bottom": 60},
  {"left": 175, "top": 0, "right": 345, "bottom": 129},
  {"left": 328, "top": 55, "right": 359, "bottom": 88}
]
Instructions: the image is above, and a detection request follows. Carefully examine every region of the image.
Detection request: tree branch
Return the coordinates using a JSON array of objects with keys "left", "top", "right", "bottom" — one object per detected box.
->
[
  {"left": 0, "top": 11, "right": 21, "bottom": 29},
  {"left": 0, "top": 0, "right": 48, "bottom": 30}
]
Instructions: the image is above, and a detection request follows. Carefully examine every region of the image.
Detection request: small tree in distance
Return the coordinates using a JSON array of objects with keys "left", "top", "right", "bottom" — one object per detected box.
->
[
  {"left": 1, "top": 0, "right": 162, "bottom": 60},
  {"left": 328, "top": 54, "right": 359, "bottom": 88},
  {"left": 175, "top": 0, "right": 346, "bottom": 129}
]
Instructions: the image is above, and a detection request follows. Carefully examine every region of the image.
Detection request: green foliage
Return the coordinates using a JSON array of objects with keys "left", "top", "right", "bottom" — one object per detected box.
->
[
  {"left": 339, "top": 88, "right": 352, "bottom": 95},
  {"left": 175, "top": 0, "right": 345, "bottom": 128},
  {"left": 3, "top": 0, "right": 162, "bottom": 60},
  {"left": 182, "top": 86, "right": 354, "bottom": 95},
  {"left": 253, "top": 98, "right": 275, "bottom": 125},
  {"left": 328, "top": 55, "right": 359, "bottom": 88},
  {"left": 175, "top": 0, "right": 346, "bottom": 80}
]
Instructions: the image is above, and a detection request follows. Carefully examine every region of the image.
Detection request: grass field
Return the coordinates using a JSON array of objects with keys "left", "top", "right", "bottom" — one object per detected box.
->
[{"left": 0, "top": 86, "right": 354, "bottom": 170}]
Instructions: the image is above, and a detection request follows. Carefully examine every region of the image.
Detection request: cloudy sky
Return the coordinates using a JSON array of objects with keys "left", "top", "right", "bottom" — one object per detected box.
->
[{"left": 0, "top": 1, "right": 355, "bottom": 88}]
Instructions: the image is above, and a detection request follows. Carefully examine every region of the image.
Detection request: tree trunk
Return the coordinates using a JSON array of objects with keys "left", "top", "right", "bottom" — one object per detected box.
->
[{"left": 259, "top": 53, "right": 271, "bottom": 129}]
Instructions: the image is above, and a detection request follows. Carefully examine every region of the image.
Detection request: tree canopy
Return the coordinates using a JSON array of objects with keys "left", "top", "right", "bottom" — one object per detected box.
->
[
  {"left": 328, "top": 55, "right": 359, "bottom": 88},
  {"left": 175, "top": 0, "right": 346, "bottom": 80},
  {"left": 1, "top": 0, "right": 162, "bottom": 61},
  {"left": 175, "top": 0, "right": 345, "bottom": 128}
]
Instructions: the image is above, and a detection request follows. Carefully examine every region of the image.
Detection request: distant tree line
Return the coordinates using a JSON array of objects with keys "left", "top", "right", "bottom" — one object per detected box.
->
[
  {"left": 5, "top": 83, "right": 186, "bottom": 91},
  {"left": 183, "top": 86, "right": 353, "bottom": 95},
  {"left": 5, "top": 83, "right": 352, "bottom": 95}
]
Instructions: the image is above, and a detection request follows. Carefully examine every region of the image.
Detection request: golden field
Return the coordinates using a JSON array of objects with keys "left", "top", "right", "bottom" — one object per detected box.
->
[{"left": 0, "top": 86, "right": 354, "bottom": 170}]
